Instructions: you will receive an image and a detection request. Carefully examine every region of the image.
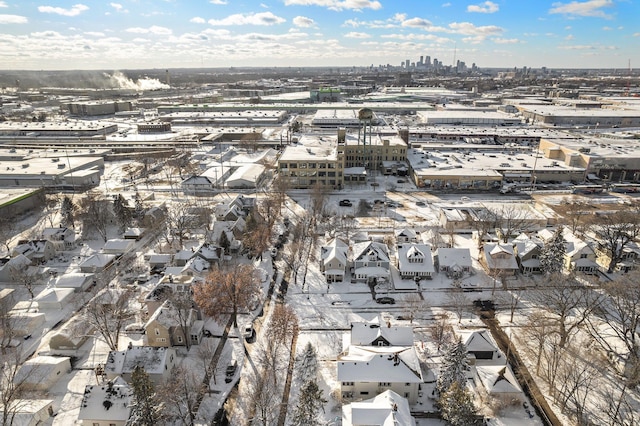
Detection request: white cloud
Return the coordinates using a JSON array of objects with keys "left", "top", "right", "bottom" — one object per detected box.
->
[
  {"left": 208, "top": 12, "right": 286, "bottom": 26},
  {"left": 442, "top": 2, "right": 452, "bottom": 7},
  {"left": 493, "top": 37, "right": 521, "bottom": 44},
  {"left": 448, "top": 21, "right": 503, "bottom": 36},
  {"left": 293, "top": 16, "right": 316, "bottom": 27},
  {"left": 564, "top": 25, "right": 572, "bottom": 30},
  {"left": 602, "top": 26, "right": 612, "bottom": 30},
  {"left": 190, "top": 17, "right": 206, "bottom": 24},
  {"left": 343, "top": 15, "right": 403, "bottom": 29},
  {"left": 84, "top": 31, "right": 105, "bottom": 37},
  {"left": 283, "top": 0, "right": 382, "bottom": 12},
  {"left": 549, "top": 0, "right": 614, "bottom": 19},
  {"left": 633, "top": 32, "right": 640, "bottom": 37},
  {"left": 210, "top": 0, "right": 228, "bottom": 4},
  {"left": 467, "top": 1, "right": 499, "bottom": 14},
  {"left": 0, "top": 2, "right": 8, "bottom": 8},
  {"left": 565, "top": 34, "right": 575, "bottom": 39},
  {"left": 558, "top": 44, "right": 597, "bottom": 49},
  {"left": 0, "top": 14, "right": 27, "bottom": 24},
  {"left": 38, "top": 4, "right": 89, "bottom": 17},
  {"left": 381, "top": 33, "right": 451, "bottom": 43},
  {"left": 401, "top": 17, "right": 433, "bottom": 28},
  {"left": 344, "top": 31, "right": 371, "bottom": 38},
  {"left": 125, "top": 26, "right": 173, "bottom": 35}
]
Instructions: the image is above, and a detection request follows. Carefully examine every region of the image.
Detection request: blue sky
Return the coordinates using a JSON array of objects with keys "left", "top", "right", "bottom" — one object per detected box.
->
[{"left": 0, "top": 0, "right": 638, "bottom": 70}]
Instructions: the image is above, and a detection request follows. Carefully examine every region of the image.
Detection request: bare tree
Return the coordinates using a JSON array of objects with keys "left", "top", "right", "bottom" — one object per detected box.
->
[
  {"left": 519, "top": 311, "right": 554, "bottom": 375},
  {"left": 267, "top": 304, "right": 298, "bottom": 348},
  {"left": 470, "top": 208, "right": 497, "bottom": 248},
  {"left": 491, "top": 204, "right": 531, "bottom": 243},
  {"left": 431, "top": 312, "right": 454, "bottom": 352},
  {"left": 531, "top": 273, "right": 602, "bottom": 348},
  {"left": 193, "top": 264, "right": 261, "bottom": 327},
  {"left": 84, "top": 288, "right": 134, "bottom": 351},
  {"left": 9, "top": 267, "right": 38, "bottom": 300},
  {"left": 586, "top": 271, "right": 640, "bottom": 385},
  {"left": 447, "top": 291, "right": 470, "bottom": 324},
  {"left": 195, "top": 338, "right": 221, "bottom": 386},
  {"left": 158, "top": 366, "right": 203, "bottom": 426},
  {"left": 0, "top": 217, "right": 16, "bottom": 256},
  {"left": 0, "top": 350, "right": 40, "bottom": 426},
  {"left": 556, "top": 198, "right": 591, "bottom": 235},
  {"left": 597, "top": 379, "right": 640, "bottom": 426},
  {"left": 402, "top": 293, "right": 428, "bottom": 323},
  {"left": 591, "top": 208, "right": 640, "bottom": 273},
  {"left": 78, "top": 192, "right": 112, "bottom": 242},
  {"left": 167, "top": 292, "right": 198, "bottom": 351}
]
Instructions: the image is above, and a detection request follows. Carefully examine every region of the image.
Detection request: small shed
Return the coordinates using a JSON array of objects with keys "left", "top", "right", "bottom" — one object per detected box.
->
[
  {"left": 102, "top": 239, "right": 135, "bottom": 255},
  {"left": 79, "top": 254, "right": 116, "bottom": 273},
  {"left": 54, "top": 272, "right": 95, "bottom": 293},
  {"left": 49, "top": 316, "right": 96, "bottom": 355}
]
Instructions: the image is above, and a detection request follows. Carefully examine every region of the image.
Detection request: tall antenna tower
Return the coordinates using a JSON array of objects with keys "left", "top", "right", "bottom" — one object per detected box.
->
[{"left": 452, "top": 42, "right": 457, "bottom": 67}]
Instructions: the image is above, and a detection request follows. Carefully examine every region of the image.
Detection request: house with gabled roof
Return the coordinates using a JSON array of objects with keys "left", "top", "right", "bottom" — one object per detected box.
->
[
  {"left": 320, "top": 237, "right": 348, "bottom": 283},
  {"left": 79, "top": 253, "right": 116, "bottom": 273},
  {"left": 351, "top": 241, "right": 390, "bottom": 284},
  {"left": 11, "top": 239, "right": 57, "bottom": 263},
  {"left": 102, "top": 238, "right": 135, "bottom": 255},
  {"left": 512, "top": 233, "right": 543, "bottom": 274},
  {"left": 342, "top": 389, "right": 416, "bottom": 426},
  {"left": 42, "top": 226, "right": 77, "bottom": 249},
  {"left": 475, "top": 365, "right": 524, "bottom": 403},
  {"left": 145, "top": 299, "right": 202, "bottom": 348},
  {"left": 338, "top": 318, "right": 423, "bottom": 404},
  {"left": 434, "top": 247, "right": 472, "bottom": 278},
  {"left": 77, "top": 376, "right": 133, "bottom": 426},
  {"left": 0, "top": 254, "right": 31, "bottom": 282},
  {"left": 460, "top": 329, "right": 501, "bottom": 362},
  {"left": 395, "top": 228, "right": 418, "bottom": 245},
  {"left": 538, "top": 228, "right": 599, "bottom": 275},
  {"left": 482, "top": 243, "right": 519, "bottom": 277},
  {"left": 104, "top": 346, "right": 176, "bottom": 384},
  {"left": 396, "top": 243, "right": 434, "bottom": 280}
]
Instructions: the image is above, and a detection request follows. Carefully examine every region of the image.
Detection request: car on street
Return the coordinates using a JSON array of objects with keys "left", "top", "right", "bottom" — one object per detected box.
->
[
  {"left": 243, "top": 324, "right": 254, "bottom": 341},
  {"left": 376, "top": 297, "right": 396, "bottom": 305},
  {"left": 225, "top": 360, "right": 237, "bottom": 383},
  {"left": 415, "top": 201, "right": 426, "bottom": 207},
  {"left": 339, "top": 199, "right": 352, "bottom": 207}
]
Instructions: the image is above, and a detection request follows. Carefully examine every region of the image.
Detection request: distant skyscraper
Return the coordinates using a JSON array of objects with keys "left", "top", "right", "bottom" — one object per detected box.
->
[
  {"left": 419, "top": 55, "right": 424, "bottom": 66},
  {"left": 426, "top": 56, "right": 431, "bottom": 67},
  {"left": 405, "top": 59, "right": 410, "bottom": 69}
]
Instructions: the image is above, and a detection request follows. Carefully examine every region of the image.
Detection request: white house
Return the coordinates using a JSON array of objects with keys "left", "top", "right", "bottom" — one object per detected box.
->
[
  {"left": 320, "top": 238, "right": 349, "bottom": 283},
  {"left": 396, "top": 243, "right": 435, "bottom": 280},
  {"left": 342, "top": 389, "right": 416, "bottom": 426},
  {"left": 435, "top": 248, "right": 472, "bottom": 278},
  {"left": 104, "top": 346, "right": 176, "bottom": 384},
  {"left": 395, "top": 228, "right": 418, "bottom": 245},
  {"left": 54, "top": 272, "right": 95, "bottom": 293},
  {"left": 475, "top": 365, "right": 524, "bottom": 403},
  {"left": 79, "top": 253, "right": 116, "bottom": 273},
  {"left": 538, "top": 228, "right": 599, "bottom": 274},
  {"left": 77, "top": 376, "right": 132, "bottom": 426},
  {"left": 461, "top": 330, "right": 501, "bottom": 362},
  {"left": 351, "top": 241, "right": 390, "bottom": 284},
  {"left": 482, "top": 243, "right": 519, "bottom": 277},
  {"left": 102, "top": 238, "right": 135, "bottom": 255},
  {"left": 33, "top": 287, "right": 75, "bottom": 310}
]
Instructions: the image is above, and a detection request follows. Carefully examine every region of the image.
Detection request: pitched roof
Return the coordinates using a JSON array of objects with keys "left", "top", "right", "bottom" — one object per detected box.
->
[
  {"left": 476, "top": 365, "right": 523, "bottom": 395},
  {"left": 344, "top": 390, "right": 416, "bottom": 426},
  {"left": 350, "top": 321, "right": 414, "bottom": 347},
  {"left": 338, "top": 346, "right": 423, "bottom": 383}
]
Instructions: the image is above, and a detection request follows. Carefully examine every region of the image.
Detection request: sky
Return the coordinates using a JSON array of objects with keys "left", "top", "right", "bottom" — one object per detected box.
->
[{"left": 0, "top": 0, "right": 638, "bottom": 71}]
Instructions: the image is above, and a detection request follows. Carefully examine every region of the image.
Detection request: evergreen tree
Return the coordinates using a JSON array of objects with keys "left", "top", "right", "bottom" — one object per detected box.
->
[
  {"left": 436, "top": 338, "right": 469, "bottom": 396},
  {"left": 60, "top": 195, "right": 76, "bottom": 228},
  {"left": 127, "top": 366, "right": 162, "bottom": 426},
  {"left": 291, "top": 379, "right": 327, "bottom": 426},
  {"left": 113, "top": 194, "right": 132, "bottom": 232},
  {"left": 540, "top": 226, "right": 566, "bottom": 275},
  {"left": 439, "top": 381, "right": 477, "bottom": 426},
  {"left": 134, "top": 191, "right": 144, "bottom": 219},
  {"left": 297, "top": 342, "right": 318, "bottom": 385},
  {"left": 218, "top": 230, "right": 231, "bottom": 253}
]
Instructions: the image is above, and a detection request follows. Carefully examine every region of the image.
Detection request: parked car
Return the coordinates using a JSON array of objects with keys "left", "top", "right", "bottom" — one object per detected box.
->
[
  {"left": 339, "top": 199, "right": 352, "bottom": 207},
  {"left": 225, "top": 360, "right": 237, "bottom": 383},
  {"left": 416, "top": 201, "right": 426, "bottom": 207},
  {"left": 376, "top": 297, "right": 396, "bottom": 305},
  {"left": 243, "top": 324, "right": 254, "bottom": 340}
]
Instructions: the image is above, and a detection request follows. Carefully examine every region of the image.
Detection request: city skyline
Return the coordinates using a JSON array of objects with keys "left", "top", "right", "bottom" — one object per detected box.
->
[{"left": 0, "top": 0, "right": 638, "bottom": 71}]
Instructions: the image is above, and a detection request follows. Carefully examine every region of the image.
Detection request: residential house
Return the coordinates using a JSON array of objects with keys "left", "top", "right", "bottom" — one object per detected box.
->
[
  {"left": 0, "top": 254, "right": 31, "bottom": 282},
  {"left": 102, "top": 238, "right": 135, "bottom": 255},
  {"left": 214, "top": 201, "right": 244, "bottom": 222},
  {"left": 396, "top": 243, "right": 435, "bottom": 280},
  {"left": 77, "top": 377, "right": 133, "bottom": 426},
  {"left": 512, "top": 233, "right": 543, "bottom": 274},
  {"left": 461, "top": 330, "right": 501, "bottom": 362},
  {"left": 351, "top": 241, "right": 390, "bottom": 284},
  {"left": 42, "top": 226, "right": 77, "bottom": 249},
  {"left": 538, "top": 228, "right": 599, "bottom": 274},
  {"left": 338, "top": 319, "right": 423, "bottom": 404},
  {"left": 395, "top": 228, "right": 418, "bottom": 245},
  {"left": 54, "top": 272, "right": 95, "bottom": 293},
  {"left": 33, "top": 287, "right": 75, "bottom": 310},
  {"left": 594, "top": 239, "right": 640, "bottom": 273},
  {"left": 104, "top": 346, "right": 177, "bottom": 384},
  {"left": 434, "top": 248, "right": 472, "bottom": 278},
  {"left": 193, "top": 243, "right": 223, "bottom": 267},
  {"left": 145, "top": 299, "right": 203, "bottom": 348},
  {"left": 420, "top": 228, "right": 448, "bottom": 250},
  {"left": 342, "top": 389, "right": 416, "bottom": 426},
  {"left": 122, "top": 227, "right": 144, "bottom": 241},
  {"left": 49, "top": 316, "right": 96, "bottom": 356},
  {"left": 79, "top": 253, "right": 116, "bottom": 273},
  {"left": 14, "top": 356, "right": 71, "bottom": 391},
  {"left": 143, "top": 284, "right": 173, "bottom": 317},
  {"left": 11, "top": 240, "right": 57, "bottom": 263},
  {"left": 3, "top": 399, "right": 54, "bottom": 426},
  {"left": 475, "top": 365, "right": 524, "bottom": 404},
  {"left": 320, "top": 238, "right": 348, "bottom": 283},
  {"left": 482, "top": 243, "right": 519, "bottom": 277}
]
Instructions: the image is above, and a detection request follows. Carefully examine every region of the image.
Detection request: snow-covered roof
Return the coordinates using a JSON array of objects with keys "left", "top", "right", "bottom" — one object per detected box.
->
[
  {"left": 321, "top": 238, "right": 349, "bottom": 267},
  {"left": 54, "top": 272, "right": 94, "bottom": 289},
  {"left": 78, "top": 376, "right": 132, "bottom": 423},
  {"left": 105, "top": 346, "right": 174, "bottom": 376},
  {"left": 350, "top": 321, "right": 414, "bottom": 347},
  {"left": 338, "top": 346, "right": 423, "bottom": 383},
  {"left": 436, "top": 247, "right": 471, "bottom": 267},
  {"left": 476, "top": 365, "right": 523, "bottom": 395},
  {"left": 461, "top": 330, "right": 500, "bottom": 354},
  {"left": 79, "top": 253, "right": 116, "bottom": 269},
  {"left": 397, "top": 243, "right": 434, "bottom": 274},
  {"left": 483, "top": 243, "right": 519, "bottom": 271},
  {"left": 352, "top": 241, "right": 389, "bottom": 263},
  {"left": 343, "top": 389, "right": 416, "bottom": 426},
  {"left": 102, "top": 238, "right": 134, "bottom": 253}
]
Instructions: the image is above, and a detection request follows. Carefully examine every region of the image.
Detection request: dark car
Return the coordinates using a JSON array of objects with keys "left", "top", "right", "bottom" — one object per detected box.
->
[
  {"left": 225, "top": 360, "right": 237, "bottom": 383},
  {"left": 339, "top": 199, "right": 352, "bottom": 207},
  {"left": 415, "top": 201, "right": 426, "bottom": 207},
  {"left": 376, "top": 297, "right": 396, "bottom": 305}
]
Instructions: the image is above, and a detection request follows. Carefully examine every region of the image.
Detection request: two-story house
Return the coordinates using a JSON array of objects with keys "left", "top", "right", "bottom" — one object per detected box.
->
[
  {"left": 104, "top": 346, "right": 177, "bottom": 384},
  {"left": 351, "top": 241, "right": 390, "bottom": 284},
  {"left": 434, "top": 247, "right": 472, "bottom": 279},
  {"left": 396, "top": 243, "right": 435, "bottom": 280},
  {"left": 482, "top": 243, "right": 519, "bottom": 277},
  {"left": 320, "top": 238, "right": 349, "bottom": 283},
  {"left": 538, "top": 228, "right": 599, "bottom": 274},
  {"left": 77, "top": 377, "right": 133, "bottom": 426},
  {"left": 512, "top": 233, "right": 543, "bottom": 274},
  {"left": 145, "top": 299, "right": 203, "bottom": 348}
]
